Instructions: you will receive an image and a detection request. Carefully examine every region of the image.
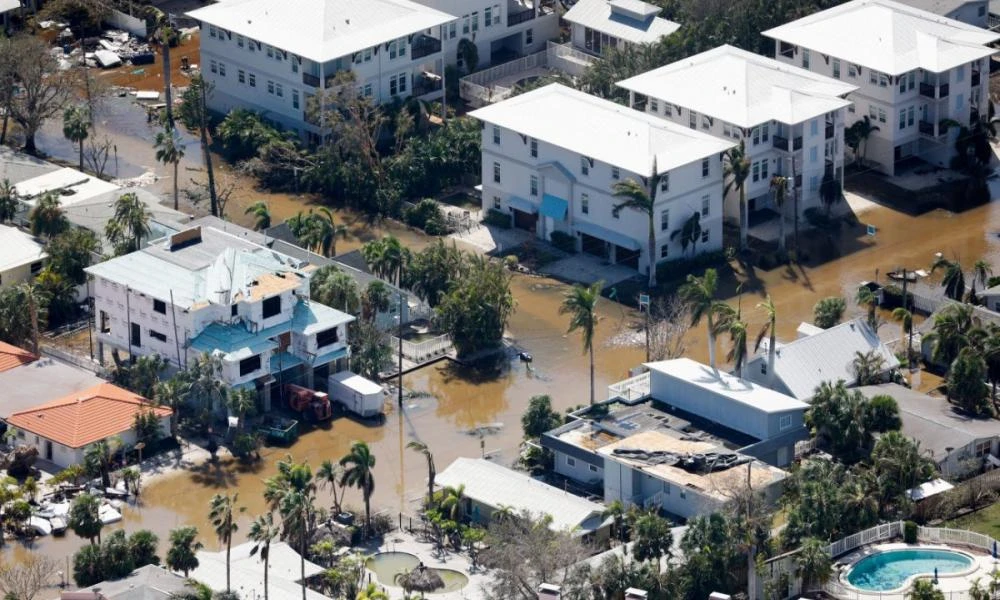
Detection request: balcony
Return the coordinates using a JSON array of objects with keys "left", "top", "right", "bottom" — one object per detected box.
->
[
  {"left": 508, "top": 8, "right": 536, "bottom": 26},
  {"left": 302, "top": 73, "right": 320, "bottom": 87},
  {"left": 920, "top": 82, "right": 949, "bottom": 99},
  {"left": 411, "top": 36, "right": 442, "bottom": 60},
  {"left": 825, "top": 123, "right": 834, "bottom": 139},
  {"left": 413, "top": 73, "right": 443, "bottom": 97},
  {"left": 772, "top": 135, "right": 802, "bottom": 151}
]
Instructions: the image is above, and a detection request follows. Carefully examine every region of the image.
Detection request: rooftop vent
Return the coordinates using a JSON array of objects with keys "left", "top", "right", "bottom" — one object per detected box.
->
[
  {"left": 169, "top": 226, "right": 202, "bottom": 251},
  {"left": 625, "top": 589, "right": 648, "bottom": 600},
  {"left": 537, "top": 583, "right": 561, "bottom": 599}
]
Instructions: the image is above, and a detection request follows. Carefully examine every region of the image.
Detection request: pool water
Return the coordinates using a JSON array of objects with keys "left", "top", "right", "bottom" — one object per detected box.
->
[
  {"left": 847, "top": 549, "right": 974, "bottom": 591},
  {"left": 365, "top": 552, "right": 470, "bottom": 593}
]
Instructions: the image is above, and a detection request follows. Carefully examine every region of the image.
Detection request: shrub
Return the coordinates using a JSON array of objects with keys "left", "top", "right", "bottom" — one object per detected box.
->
[
  {"left": 483, "top": 208, "right": 511, "bottom": 229},
  {"left": 550, "top": 231, "right": 576, "bottom": 254},
  {"left": 403, "top": 199, "right": 450, "bottom": 235},
  {"left": 903, "top": 520, "right": 918, "bottom": 544},
  {"left": 371, "top": 513, "right": 395, "bottom": 536},
  {"left": 813, "top": 297, "right": 847, "bottom": 329}
]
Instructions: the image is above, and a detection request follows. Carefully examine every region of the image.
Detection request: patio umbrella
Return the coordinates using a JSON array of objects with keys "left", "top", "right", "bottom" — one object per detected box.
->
[{"left": 394, "top": 564, "right": 445, "bottom": 598}]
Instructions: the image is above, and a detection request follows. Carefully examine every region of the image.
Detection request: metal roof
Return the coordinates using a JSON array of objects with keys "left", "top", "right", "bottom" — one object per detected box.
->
[
  {"left": 192, "top": 542, "right": 325, "bottom": 600},
  {"left": 0, "top": 224, "right": 46, "bottom": 273},
  {"left": 435, "top": 457, "right": 608, "bottom": 534},
  {"left": 86, "top": 252, "right": 205, "bottom": 308},
  {"left": 291, "top": 300, "right": 355, "bottom": 334},
  {"left": 763, "top": 0, "right": 998, "bottom": 76},
  {"left": 187, "top": 0, "right": 455, "bottom": 63},
  {"left": 645, "top": 357, "right": 809, "bottom": 413},
  {"left": 470, "top": 84, "right": 735, "bottom": 176},
  {"left": 13, "top": 167, "right": 119, "bottom": 207},
  {"left": 0, "top": 147, "right": 60, "bottom": 185},
  {"left": 188, "top": 321, "right": 280, "bottom": 361},
  {"left": 617, "top": 45, "right": 857, "bottom": 128},
  {"left": 893, "top": 0, "right": 984, "bottom": 18},
  {"left": 564, "top": 0, "right": 680, "bottom": 45},
  {"left": 77, "top": 565, "right": 193, "bottom": 600}
]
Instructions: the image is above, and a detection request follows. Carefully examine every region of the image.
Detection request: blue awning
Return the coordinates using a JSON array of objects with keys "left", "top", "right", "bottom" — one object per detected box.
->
[
  {"left": 269, "top": 351, "right": 304, "bottom": 373},
  {"left": 507, "top": 195, "right": 537, "bottom": 214},
  {"left": 312, "top": 346, "right": 348, "bottom": 366},
  {"left": 574, "top": 221, "right": 642, "bottom": 251},
  {"left": 540, "top": 194, "right": 568, "bottom": 221}
]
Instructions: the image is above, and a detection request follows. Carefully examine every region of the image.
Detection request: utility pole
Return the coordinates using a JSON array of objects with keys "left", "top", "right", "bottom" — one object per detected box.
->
[
  {"left": 199, "top": 76, "right": 218, "bottom": 216},
  {"left": 397, "top": 292, "right": 404, "bottom": 408}
]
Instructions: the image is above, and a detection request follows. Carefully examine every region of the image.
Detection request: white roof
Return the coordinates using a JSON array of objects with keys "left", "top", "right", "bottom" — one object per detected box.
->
[
  {"left": 564, "top": 0, "right": 680, "bottom": 45},
  {"left": 0, "top": 225, "right": 46, "bottom": 273},
  {"left": 470, "top": 84, "right": 734, "bottom": 176},
  {"left": 187, "top": 0, "right": 455, "bottom": 63},
  {"left": 763, "top": 0, "right": 999, "bottom": 76},
  {"left": 617, "top": 45, "right": 857, "bottom": 128},
  {"left": 14, "top": 167, "right": 120, "bottom": 208},
  {"left": 435, "top": 457, "right": 607, "bottom": 534},
  {"left": 330, "top": 371, "right": 384, "bottom": 394},
  {"left": 644, "top": 357, "right": 809, "bottom": 414},
  {"left": 747, "top": 319, "right": 900, "bottom": 400},
  {"left": 0, "top": 0, "right": 18, "bottom": 13},
  {"left": 192, "top": 542, "right": 326, "bottom": 600},
  {"left": 908, "top": 478, "right": 954, "bottom": 501},
  {"left": 86, "top": 252, "right": 205, "bottom": 308}
]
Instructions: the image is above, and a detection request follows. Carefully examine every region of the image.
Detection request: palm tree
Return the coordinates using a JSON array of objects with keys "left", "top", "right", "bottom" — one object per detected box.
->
[
  {"left": 317, "top": 459, "right": 346, "bottom": 515},
  {"left": 248, "top": 512, "right": 279, "bottom": 600},
  {"left": 852, "top": 350, "right": 887, "bottom": 386},
  {"left": 109, "top": 192, "right": 152, "bottom": 254},
  {"left": 769, "top": 176, "right": 789, "bottom": 252},
  {"left": 602, "top": 500, "right": 628, "bottom": 546},
  {"left": 727, "top": 317, "right": 749, "bottom": 378},
  {"left": 795, "top": 537, "right": 833, "bottom": 592},
  {"left": 892, "top": 307, "right": 914, "bottom": 359},
  {"left": 931, "top": 256, "right": 966, "bottom": 302},
  {"left": 29, "top": 192, "right": 69, "bottom": 239},
  {"left": 848, "top": 116, "right": 880, "bottom": 166},
  {"left": 924, "top": 303, "right": 977, "bottom": 366},
  {"left": 84, "top": 438, "right": 119, "bottom": 489},
  {"left": 208, "top": 493, "right": 245, "bottom": 592},
  {"left": 245, "top": 201, "right": 271, "bottom": 231},
  {"left": 754, "top": 295, "right": 777, "bottom": 384},
  {"left": 166, "top": 526, "right": 202, "bottom": 576},
  {"left": 971, "top": 259, "right": 992, "bottom": 298},
  {"left": 679, "top": 268, "right": 736, "bottom": 370},
  {"left": 314, "top": 207, "right": 347, "bottom": 257},
  {"left": 724, "top": 140, "right": 751, "bottom": 249},
  {"left": 339, "top": 441, "right": 376, "bottom": 536},
  {"left": 62, "top": 106, "right": 90, "bottom": 171},
  {"left": 147, "top": 8, "right": 175, "bottom": 128},
  {"left": 226, "top": 388, "right": 257, "bottom": 431},
  {"left": 155, "top": 126, "right": 185, "bottom": 210},
  {"left": 0, "top": 179, "right": 18, "bottom": 224},
  {"left": 355, "top": 583, "right": 389, "bottom": 600},
  {"left": 264, "top": 456, "right": 316, "bottom": 600},
  {"left": 438, "top": 484, "right": 465, "bottom": 522},
  {"left": 612, "top": 160, "right": 662, "bottom": 288},
  {"left": 856, "top": 286, "right": 879, "bottom": 331},
  {"left": 406, "top": 441, "right": 436, "bottom": 509},
  {"left": 560, "top": 281, "right": 603, "bottom": 406}
]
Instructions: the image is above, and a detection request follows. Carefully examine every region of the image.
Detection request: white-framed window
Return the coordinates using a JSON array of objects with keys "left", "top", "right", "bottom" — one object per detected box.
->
[
  {"left": 660, "top": 209, "right": 669, "bottom": 231},
  {"left": 526, "top": 28, "right": 533, "bottom": 45},
  {"left": 879, "top": 74, "right": 888, "bottom": 88},
  {"left": 660, "top": 173, "right": 669, "bottom": 192},
  {"left": 266, "top": 46, "right": 273, "bottom": 58},
  {"left": 878, "top": 108, "right": 886, "bottom": 123},
  {"left": 530, "top": 139, "right": 538, "bottom": 158},
  {"left": 267, "top": 80, "right": 275, "bottom": 95},
  {"left": 849, "top": 63, "right": 858, "bottom": 78},
  {"left": 209, "top": 25, "right": 217, "bottom": 38},
  {"left": 530, "top": 175, "right": 538, "bottom": 197},
  {"left": 472, "top": 11, "right": 479, "bottom": 31},
  {"left": 238, "top": 70, "right": 245, "bottom": 84},
  {"left": 390, "top": 73, "right": 407, "bottom": 96},
  {"left": 664, "top": 104, "right": 672, "bottom": 117},
  {"left": 275, "top": 83, "right": 283, "bottom": 97},
  {"left": 292, "top": 90, "right": 299, "bottom": 109},
  {"left": 752, "top": 162, "right": 760, "bottom": 182},
  {"left": 363, "top": 83, "right": 373, "bottom": 97},
  {"left": 810, "top": 119, "right": 818, "bottom": 136},
  {"left": 802, "top": 49, "right": 809, "bottom": 69},
  {"left": 492, "top": 126, "right": 501, "bottom": 145},
  {"left": 588, "top": 464, "right": 598, "bottom": 473},
  {"left": 249, "top": 73, "right": 256, "bottom": 87},
  {"left": 448, "top": 22, "right": 456, "bottom": 39},
  {"left": 701, "top": 230, "right": 708, "bottom": 243},
  {"left": 493, "top": 161, "right": 501, "bottom": 184},
  {"left": 650, "top": 98, "right": 658, "bottom": 113},
  {"left": 701, "top": 195, "right": 710, "bottom": 217},
  {"left": 956, "top": 93, "right": 964, "bottom": 113},
  {"left": 493, "top": 196, "right": 501, "bottom": 210},
  {"left": 761, "top": 159, "right": 768, "bottom": 180},
  {"left": 870, "top": 69, "right": 878, "bottom": 85},
  {"left": 779, "top": 414, "right": 793, "bottom": 430},
  {"left": 701, "top": 159, "right": 710, "bottom": 178},
  {"left": 248, "top": 39, "right": 255, "bottom": 52},
  {"left": 908, "top": 72, "right": 915, "bottom": 90},
  {"left": 956, "top": 65, "right": 965, "bottom": 83},
  {"left": 660, "top": 243, "right": 669, "bottom": 259},
  {"left": 462, "top": 15, "right": 470, "bottom": 34},
  {"left": 832, "top": 58, "right": 840, "bottom": 79},
  {"left": 209, "top": 59, "right": 217, "bottom": 74},
  {"left": 219, "top": 62, "right": 225, "bottom": 76},
  {"left": 580, "top": 156, "right": 590, "bottom": 175},
  {"left": 611, "top": 166, "right": 620, "bottom": 180},
  {"left": 389, "top": 40, "right": 398, "bottom": 60},
  {"left": 581, "top": 193, "right": 589, "bottom": 214},
  {"left": 237, "top": 35, "right": 244, "bottom": 48},
  {"left": 752, "top": 127, "right": 760, "bottom": 145},
  {"left": 899, "top": 109, "right": 906, "bottom": 130},
  {"left": 723, "top": 123, "right": 732, "bottom": 137},
  {"left": 809, "top": 146, "right": 818, "bottom": 163},
  {"left": 484, "top": 6, "right": 492, "bottom": 26},
  {"left": 689, "top": 110, "right": 697, "bottom": 129},
  {"left": 566, "top": 456, "right": 576, "bottom": 467},
  {"left": 907, "top": 106, "right": 914, "bottom": 127},
  {"left": 869, "top": 105, "right": 877, "bottom": 120}
]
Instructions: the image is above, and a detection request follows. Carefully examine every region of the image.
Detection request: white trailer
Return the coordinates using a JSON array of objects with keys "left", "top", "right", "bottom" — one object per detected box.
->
[{"left": 328, "top": 371, "right": 385, "bottom": 418}]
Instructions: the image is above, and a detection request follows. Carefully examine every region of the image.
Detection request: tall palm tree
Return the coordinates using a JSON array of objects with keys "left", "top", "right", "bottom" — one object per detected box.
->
[
  {"left": 970, "top": 259, "right": 992, "bottom": 300},
  {"left": 314, "top": 207, "right": 347, "bottom": 257},
  {"left": 769, "top": 176, "right": 789, "bottom": 253},
  {"left": 406, "top": 441, "right": 436, "bottom": 509},
  {"left": 727, "top": 317, "right": 749, "bottom": 378},
  {"left": 0, "top": 179, "right": 18, "bottom": 224},
  {"left": 931, "top": 256, "right": 966, "bottom": 302},
  {"left": 679, "top": 268, "right": 736, "bottom": 370},
  {"left": 856, "top": 286, "right": 879, "bottom": 331},
  {"left": 16, "top": 283, "right": 44, "bottom": 355},
  {"left": 110, "top": 192, "right": 152, "bottom": 254},
  {"left": 339, "top": 441, "right": 376, "bottom": 536},
  {"left": 244, "top": 201, "right": 271, "bottom": 231},
  {"left": 612, "top": 159, "right": 662, "bottom": 288},
  {"left": 146, "top": 8, "right": 175, "bottom": 129},
  {"left": 154, "top": 379, "right": 184, "bottom": 436},
  {"left": 754, "top": 295, "right": 777, "bottom": 384},
  {"left": 724, "top": 140, "right": 751, "bottom": 249},
  {"left": 226, "top": 388, "right": 257, "bottom": 431},
  {"left": 155, "top": 127, "right": 185, "bottom": 210},
  {"left": 29, "top": 192, "right": 69, "bottom": 239},
  {"left": 264, "top": 456, "right": 316, "bottom": 600},
  {"left": 560, "top": 281, "right": 603, "bottom": 406},
  {"left": 795, "top": 538, "right": 833, "bottom": 592},
  {"left": 848, "top": 116, "right": 880, "bottom": 166},
  {"left": 62, "top": 106, "right": 90, "bottom": 171},
  {"left": 248, "top": 512, "right": 279, "bottom": 600},
  {"left": 208, "top": 492, "right": 245, "bottom": 592},
  {"left": 924, "top": 303, "right": 977, "bottom": 366},
  {"left": 892, "top": 307, "right": 913, "bottom": 358},
  {"left": 438, "top": 484, "right": 465, "bottom": 522},
  {"left": 317, "top": 459, "right": 346, "bottom": 515}
]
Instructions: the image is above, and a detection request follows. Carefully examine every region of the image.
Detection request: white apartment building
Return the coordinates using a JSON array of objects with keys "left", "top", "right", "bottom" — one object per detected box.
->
[
  {"left": 564, "top": 0, "right": 680, "bottom": 57},
  {"left": 187, "top": 0, "right": 455, "bottom": 140},
  {"left": 617, "top": 45, "right": 856, "bottom": 224},
  {"left": 85, "top": 226, "right": 355, "bottom": 406},
  {"left": 894, "top": 0, "right": 989, "bottom": 27},
  {"left": 412, "top": 0, "right": 557, "bottom": 69},
  {"left": 471, "top": 84, "right": 734, "bottom": 274},
  {"left": 764, "top": 0, "right": 998, "bottom": 176}
]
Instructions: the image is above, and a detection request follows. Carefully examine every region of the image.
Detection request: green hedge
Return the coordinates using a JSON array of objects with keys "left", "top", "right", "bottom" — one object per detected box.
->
[
  {"left": 903, "top": 521, "right": 918, "bottom": 544},
  {"left": 404, "top": 199, "right": 449, "bottom": 235},
  {"left": 483, "top": 208, "right": 511, "bottom": 229},
  {"left": 550, "top": 231, "right": 577, "bottom": 254}
]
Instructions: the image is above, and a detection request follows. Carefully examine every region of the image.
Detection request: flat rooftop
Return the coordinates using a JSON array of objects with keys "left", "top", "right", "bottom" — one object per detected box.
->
[{"left": 0, "top": 357, "right": 104, "bottom": 419}]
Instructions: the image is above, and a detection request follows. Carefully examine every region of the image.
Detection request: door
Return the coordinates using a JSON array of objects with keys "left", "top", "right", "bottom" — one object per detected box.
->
[
  {"left": 513, "top": 209, "right": 537, "bottom": 231},
  {"left": 777, "top": 445, "right": 789, "bottom": 467},
  {"left": 44, "top": 441, "right": 52, "bottom": 461},
  {"left": 130, "top": 322, "right": 141, "bottom": 348}
]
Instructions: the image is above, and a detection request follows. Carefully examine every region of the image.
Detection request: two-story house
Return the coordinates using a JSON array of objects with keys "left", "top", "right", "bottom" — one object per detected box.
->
[
  {"left": 188, "top": 0, "right": 455, "bottom": 141},
  {"left": 895, "top": 0, "right": 990, "bottom": 27},
  {"left": 563, "top": 0, "right": 680, "bottom": 57},
  {"left": 618, "top": 45, "right": 856, "bottom": 230},
  {"left": 472, "top": 84, "right": 734, "bottom": 275},
  {"left": 764, "top": 0, "right": 998, "bottom": 176},
  {"left": 85, "top": 226, "right": 355, "bottom": 407}
]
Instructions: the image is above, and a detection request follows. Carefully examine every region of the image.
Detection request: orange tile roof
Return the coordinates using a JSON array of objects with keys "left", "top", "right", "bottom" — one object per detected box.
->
[
  {"left": 0, "top": 341, "right": 36, "bottom": 373},
  {"left": 7, "top": 383, "right": 172, "bottom": 448}
]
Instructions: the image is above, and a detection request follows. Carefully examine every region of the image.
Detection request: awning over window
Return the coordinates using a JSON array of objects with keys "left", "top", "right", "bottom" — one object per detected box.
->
[
  {"left": 540, "top": 194, "right": 569, "bottom": 221},
  {"left": 507, "top": 195, "right": 538, "bottom": 214},
  {"left": 574, "top": 220, "right": 642, "bottom": 251}
]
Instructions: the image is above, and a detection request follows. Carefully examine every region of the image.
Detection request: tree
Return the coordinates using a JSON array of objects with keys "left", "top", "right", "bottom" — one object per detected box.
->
[
  {"left": 155, "top": 127, "right": 186, "bottom": 211},
  {"left": 47, "top": 228, "right": 100, "bottom": 285},
  {"left": 209, "top": 493, "right": 245, "bottom": 592},
  {"left": 457, "top": 38, "right": 479, "bottom": 74},
  {"left": 34, "top": 266, "right": 78, "bottom": 328},
  {"left": 146, "top": 8, "right": 176, "bottom": 128},
  {"left": 806, "top": 381, "right": 877, "bottom": 463},
  {"left": 166, "top": 526, "right": 202, "bottom": 577},
  {"left": 813, "top": 296, "right": 846, "bottom": 329},
  {"left": 871, "top": 431, "right": 936, "bottom": 513},
  {"left": 852, "top": 349, "right": 887, "bottom": 385},
  {"left": 560, "top": 281, "right": 603, "bottom": 406},
  {"left": 679, "top": 268, "right": 735, "bottom": 370},
  {"left": 408, "top": 240, "right": 464, "bottom": 308},
  {"left": 907, "top": 577, "right": 945, "bottom": 600},
  {"left": 361, "top": 281, "right": 391, "bottom": 323},
  {"left": 631, "top": 512, "right": 673, "bottom": 564},
  {"left": 29, "top": 192, "right": 69, "bottom": 239},
  {"left": 3, "top": 36, "right": 79, "bottom": 155},
  {"left": 521, "top": 395, "right": 562, "bottom": 439},
  {"left": 724, "top": 140, "right": 752, "bottom": 249},
  {"left": 72, "top": 543, "right": 104, "bottom": 587},
  {"left": 795, "top": 538, "right": 833, "bottom": 592},
  {"left": 355, "top": 583, "right": 389, "bottom": 600},
  {"left": 924, "top": 303, "right": 977, "bottom": 367},
  {"left": 0, "top": 179, "right": 18, "bottom": 224},
  {"left": 680, "top": 513, "right": 742, "bottom": 599},
  {"left": 100, "top": 530, "right": 138, "bottom": 580},
  {"left": 62, "top": 105, "right": 90, "bottom": 171},
  {"left": 848, "top": 116, "right": 880, "bottom": 166},
  {"left": 264, "top": 457, "right": 315, "bottom": 600},
  {"left": 105, "top": 192, "right": 152, "bottom": 256},
  {"left": 612, "top": 166, "right": 662, "bottom": 288},
  {"left": 0, "top": 552, "right": 55, "bottom": 600},
  {"left": 770, "top": 175, "right": 790, "bottom": 252},
  {"left": 931, "top": 256, "right": 966, "bottom": 302},
  {"left": 406, "top": 441, "right": 436, "bottom": 509},
  {"left": 970, "top": 259, "right": 993, "bottom": 299},
  {"left": 248, "top": 512, "right": 279, "bottom": 600},
  {"left": 112, "top": 354, "right": 167, "bottom": 399},
  {"left": 866, "top": 394, "right": 902, "bottom": 432},
  {"left": 436, "top": 255, "right": 515, "bottom": 357},
  {"left": 0, "top": 286, "right": 40, "bottom": 352},
  {"left": 245, "top": 201, "right": 271, "bottom": 231},
  {"left": 349, "top": 321, "right": 392, "bottom": 381},
  {"left": 226, "top": 388, "right": 257, "bottom": 431},
  {"left": 948, "top": 348, "right": 991, "bottom": 415},
  {"left": 84, "top": 438, "right": 119, "bottom": 489},
  {"left": 340, "top": 441, "right": 376, "bottom": 536},
  {"left": 317, "top": 459, "right": 347, "bottom": 516},
  {"left": 726, "top": 317, "right": 749, "bottom": 378},
  {"left": 856, "top": 286, "right": 879, "bottom": 332},
  {"left": 361, "top": 235, "right": 410, "bottom": 287},
  {"left": 893, "top": 307, "right": 914, "bottom": 356},
  {"left": 311, "top": 265, "right": 361, "bottom": 315},
  {"left": 755, "top": 296, "right": 777, "bottom": 385},
  {"left": 68, "top": 493, "right": 103, "bottom": 545}
]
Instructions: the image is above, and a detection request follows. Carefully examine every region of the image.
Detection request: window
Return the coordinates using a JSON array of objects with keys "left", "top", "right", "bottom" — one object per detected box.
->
[
  {"left": 293, "top": 90, "right": 300, "bottom": 110},
  {"left": 752, "top": 127, "right": 760, "bottom": 145},
  {"left": 660, "top": 209, "right": 669, "bottom": 231},
  {"left": 979, "top": 4, "right": 986, "bottom": 15},
  {"left": 809, "top": 175, "right": 819, "bottom": 191},
  {"left": 493, "top": 126, "right": 501, "bottom": 145},
  {"left": 907, "top": 106, "right": 914, "bottom": 126},
  {"left": 238, "top": 70, "right": 245, "bottom": 84},
  {"left": 802, "top": 49, "right": 809, "bottom": 69},
  {"left": 879, "top": 74, "right": 888, "bottom": 88},
  {"left": 956, "top": 65, "right": 965, "bottom": 83},
  {"left": 363, "top": 83, "right": 373, "bottom": 97},
  {"left": 529, "top": 175, "right": 538, "bottom": 197},
  {"left": 219, "top": 62, "right": 226, "bottom": 77},
  {"left": 526, "top": 28, "right": 533, "bottom": 45},
  {"left": 267, "top": 46, "right": 273, "bottom": 58},
  {"left": 249, "top": 74, "right": 256, "bottom": 87},
  {"left": 878, "top": 108, "right": 886, "bottom": 123},
  {"left": 153, "top": 299, "right": 166, "bottom": 314},
  {"left": 262, "top": 295, "right": 281, "bottom": 319},
  {"left": 908, "top": 72, "right": 915, "bottom": 90},
  {"left": 956, "top": 93, "right": 964, "bottom": 112},
  {"left": 493, "top": 4, "right": 501, "bottom": 25},
  {"left": 267, "top": 80, "right": 275, "bottom": 95},
  {"left": 701, "top": 196, "right": 710, "bottom": 217},
  {"left": 472, "top": 11, "right": 479, "bottom": 31},
  {"left": 248, "top": 39, "right": 255, "bottom": 52},
  {"left": 680, "top": 488, "right": 687, "bottom": 500},
  {"left": 899, "top": 109, "right": 906, "bottom": 130},
  {"left": 493, "top": 196, "right": 500, "bottom": 210},
  {"left": 237, "top": 35, "right": 244, "bottom": 48},
  {"left": 779, "top": 415, "right": 793, "bottom": 430},
  {"left": 239, "top": 354, "right": 261, "bottom": 376},
  {"left": 462, "top": 15, "right": 470, "bottom": 34},
  {"left": 566, "top": 456, "right": 576, "bottom": 467},
  {"left": 660, "top": 244, "right": 669, "bottom": 259},
  {"left": 870, "top": 70, "right": 878, "bottom": 85},
  {"left": 849, "top": 63, "right": 858, "bottom": 78},
  {"left": 149, "top": 330, "right": 167, "bottom": 343},
  {"left": 209, "top": 25, "right": 217, "bottom": 38},
  {"left": 130, "top": 322, "right": 141, "bottom": 348},
  {"left": 611, "top": 166, "right": 620, "bottom": 180},
  {"left": 580, "top": 156, "right": 590, "bottom": 175},
  {"left": 752, "top": 162, "right": 760, "bottom": 182},
  {"left": 701, "top": 115, "right": 711, "bottom": 130},
  {"left": 530, "top": 139, "right": 538, "bottom": 157},
  {"left": 484, "top": 6, "right": 492, "bottom": 26},
  {"left": 275, "top": 83, "right": 283, "bottom": 98},
  {"left": 899, "top": 74, "right": 907, "bottom": 94},
  {"left": 231, "top": 304, "right": 238, "bottom": 317},
  {"left": 701, "top": 159, "right": 710, "bottom": 178},
  {"left": 650, "top": 98, "right": 658, "bottom": 113},
  {"left": 760, "top": 362, "right": 767, "bottom": 375},
  {"left": 689, "top": 110, "right": 697, "bottom": 129},
  {"left": 209, "top": 60, "right": 217, "bottom": 74},
  {"left": 701, "top": 230, "right": 708, "bottom": 243},
  {"left": 664, "top": 104, "right": 672, "bottom": 117},
  {"left": 761, "top": 159, "right": 768, "bottom": 180},
  {"left": 869, "top": 105, "right": 877, "bottom": 120},
  {"left": 581, "top": 194, "right": 589, "bottom": 214},
  {"left": 809, "top": 146, "right": 818, "bottom": 163},
  {"left": 588, "top": 464, "right": 598, "bottom": 473},
  {"left": 292, "top": 59, "right": 299, "bottom": 73},
  {"left": 493, "top": 162, "right": 501, "bottom": 184},
  {"left": 660, "top": 173, "right": 669, "bottom": 192},
  {"left": 316, "top": 326, "right": 339, "bottom": 348},
  {"left": 448, "top": 22, "right": 456, "bottom": 39},
  {"left": 832, "top": 58, "right": 841, "bottom": 79},
  {"left": 724, "top": 124, "right": 732, "bottom": 137},
  {"left": 810, "top": 119, "right": 818, "bottom": 136},
  {"left": 975, "top": 440, "right": 992, "bottom": 456}
]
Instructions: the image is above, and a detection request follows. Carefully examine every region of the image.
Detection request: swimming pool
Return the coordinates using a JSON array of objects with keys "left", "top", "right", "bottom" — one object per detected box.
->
[
  {"left": 365, "top": 552, "right": 469, "bottom": 593},
  {"left": 846, "top": 548, "right": 975, "bottom": 591}
]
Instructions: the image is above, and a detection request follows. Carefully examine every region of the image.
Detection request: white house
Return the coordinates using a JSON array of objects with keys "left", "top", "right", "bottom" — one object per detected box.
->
[
  {"left": 764, "top": 0, "right": 998, "bottom": 176},
  {"left": 192, "top": 542, "right": 326, "bottom": 600},
  {"left": 187, "top": 0, "right": 456, "bottom": 141},
  {"left": 472, "top": 83, "right": 734, "bottom": 274},
  {"left": 85, "top": 226, "right": 355, "bottom": 404},
  {"left": 617, "top": 45, "right": 857, "bottom": 224},
  {"left": 564, "top": 0, "right": 680, "bottom": 57},
  {"left": 894, "top": 0, "right": 990, "bottom": 27},
  {"left": 0, "top": 225, "right": 46, "bottom": 290},
  {"left": 412, "top": 0, "right": 558, "bottom": 69}
]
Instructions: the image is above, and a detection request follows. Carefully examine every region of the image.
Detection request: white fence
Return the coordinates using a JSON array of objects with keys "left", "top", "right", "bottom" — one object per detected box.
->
[
  {"left": 546, "top": 41, "right": 597, "bottom": 77},
  {"left": 459, "top": 43, "right": 599, "bottom": 107},
  {"left": 389, "top": 333, "right": 452, "bottom": 364},
  {"left": 607, "top": 371, "right": 650, "bottom": 401},
  {"left": 827, "top": 521, "right": 902, "bottom": 557}
]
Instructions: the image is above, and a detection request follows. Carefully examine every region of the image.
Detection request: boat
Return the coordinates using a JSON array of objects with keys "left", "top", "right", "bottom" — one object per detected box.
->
[
  {"left": 887, "top": 270, "right": 918, "bottom": 283},
  {"left": 98, "top": 505, "right": 122, "bottom": 525},
  {"left": 27, "top": 516, "right": 52, "bottom": 537},
  {"left": 49, "top": 516, "right": 68, "bottom": 535},
  {"left": 519, "top": 352, "right": 533, "bottom": 362}
]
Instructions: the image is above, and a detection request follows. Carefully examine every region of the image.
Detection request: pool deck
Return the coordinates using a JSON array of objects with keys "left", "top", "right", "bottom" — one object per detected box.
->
[
  {"left": 835, "top": 542, "right": 999, "bottom": 597},
  {"left": 361, "top": 531, "right": 493, "bottom": 599}
]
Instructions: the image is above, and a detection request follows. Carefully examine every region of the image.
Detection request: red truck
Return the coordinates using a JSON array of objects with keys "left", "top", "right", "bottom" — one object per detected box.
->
[{"left": 284, "top": 384, "right": 332, "bottom": 422}]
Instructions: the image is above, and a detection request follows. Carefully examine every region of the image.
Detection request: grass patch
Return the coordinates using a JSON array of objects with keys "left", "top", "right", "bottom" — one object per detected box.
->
[{"left": 944, "top": 500, "right": 1000, "bottom": 539}]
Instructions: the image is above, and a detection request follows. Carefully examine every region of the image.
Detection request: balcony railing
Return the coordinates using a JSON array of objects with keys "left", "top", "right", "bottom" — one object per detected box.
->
[
  {"left": 773, "top": 135, "right": 788, "bottom": 151},
  {"left": 508, "top": 8, "right": 535, "bottom": 26},
  {"left": 920, "top": 82, "right": 949, "bottom": 99},
  {"left": 413, "top": 73, "right": 443, "bottom": 97},
  {"left": 825, "top": 123, "right": 834, "bottom": 139},
  {"left": 302, "top": 73, "right": 320, "bottom": 87},
  {"left": 411, "top": 36, "right": 442, "bottom": 60}
]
